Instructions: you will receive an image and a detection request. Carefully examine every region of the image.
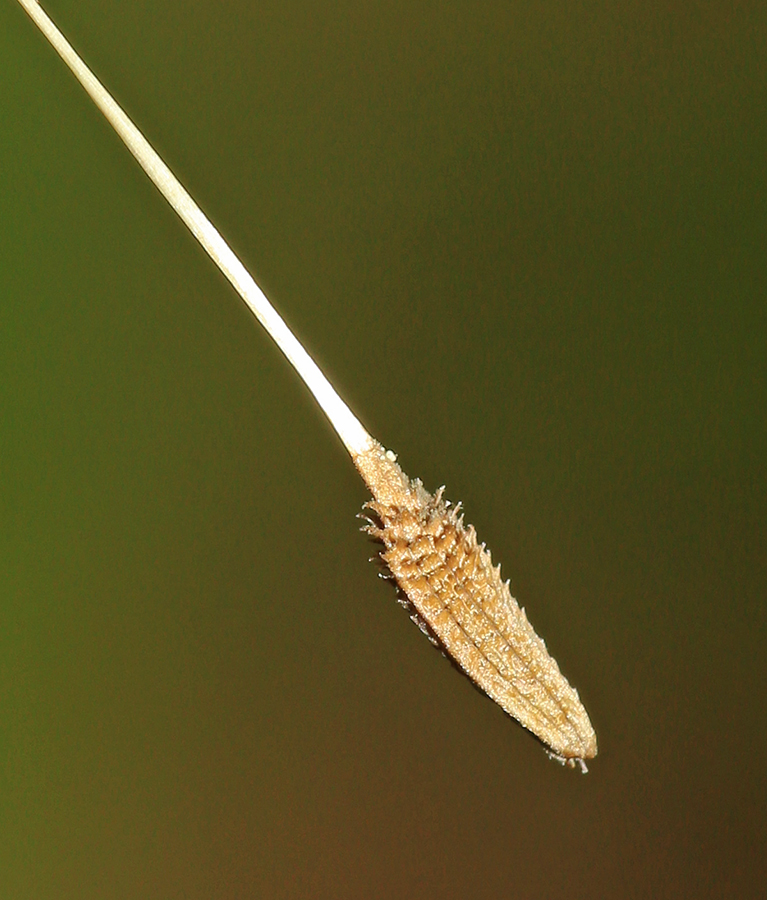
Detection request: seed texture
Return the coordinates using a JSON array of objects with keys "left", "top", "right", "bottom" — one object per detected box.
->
[{"left": 354, "top": 441, "right": 597, "bottom": 770}]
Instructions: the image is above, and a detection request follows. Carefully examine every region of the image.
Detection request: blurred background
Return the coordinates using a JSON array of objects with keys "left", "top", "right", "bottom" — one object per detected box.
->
[{"left": 1, "top": 1, "right": 765, "bottom": 897}]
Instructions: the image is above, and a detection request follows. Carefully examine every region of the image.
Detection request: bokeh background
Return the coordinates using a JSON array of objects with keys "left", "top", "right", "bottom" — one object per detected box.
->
[{"left": 2, "top": 1, "right": 765, "bottom": 897}]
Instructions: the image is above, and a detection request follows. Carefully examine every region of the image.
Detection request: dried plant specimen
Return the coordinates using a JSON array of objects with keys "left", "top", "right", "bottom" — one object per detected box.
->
[
  {"left": 355, "top": 444, "right": 596, "bottom": 768},
  {"left": 16, "top": 0, "right": 597, "bottom": 770}
]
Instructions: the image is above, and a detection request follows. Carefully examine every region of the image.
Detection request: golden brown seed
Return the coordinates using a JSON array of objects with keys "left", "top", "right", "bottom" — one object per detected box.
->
[
  {"left": 353, "top": 441, "right": 597, "bottom": 771},
  {"left": 15, "top": 0, "right": 595, "bottom": 773}
]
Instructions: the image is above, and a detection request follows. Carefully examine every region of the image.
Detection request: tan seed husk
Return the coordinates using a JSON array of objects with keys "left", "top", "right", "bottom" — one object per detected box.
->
[{"left": 353, "top": 441, "right": 597, "bottom": 770}]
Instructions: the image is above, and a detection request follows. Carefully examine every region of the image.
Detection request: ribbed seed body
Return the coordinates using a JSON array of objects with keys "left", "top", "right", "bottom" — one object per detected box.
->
[{"left": 353, "top": 441, "right": 597, "bottom": 768}]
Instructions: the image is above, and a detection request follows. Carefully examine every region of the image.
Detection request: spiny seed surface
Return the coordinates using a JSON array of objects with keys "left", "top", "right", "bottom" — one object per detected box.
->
[{"left": 354, "top": 442, "right": 597, "bottom": 768}]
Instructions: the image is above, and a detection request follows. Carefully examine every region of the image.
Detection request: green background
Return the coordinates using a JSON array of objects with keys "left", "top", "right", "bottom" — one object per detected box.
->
[{"left": 2, "top": 1, "right": 765, "bottom": 896}]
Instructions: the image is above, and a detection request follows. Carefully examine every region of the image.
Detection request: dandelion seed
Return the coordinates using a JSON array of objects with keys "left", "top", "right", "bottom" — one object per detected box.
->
[{"left": 16, "top": 0, "right": 597, "bottom": 770}]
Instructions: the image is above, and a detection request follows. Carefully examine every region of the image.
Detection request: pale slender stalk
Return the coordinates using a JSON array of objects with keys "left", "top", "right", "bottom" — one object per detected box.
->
[
  {"left": 16, "top": 0, "right": 598, "bottom": 769},
  {"left": 15, "top": 0, "right": 373, "bottom": 459}
]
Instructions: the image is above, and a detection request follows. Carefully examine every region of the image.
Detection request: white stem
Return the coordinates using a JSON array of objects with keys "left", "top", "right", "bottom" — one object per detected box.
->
[{"left": 16, "top": 0, "right": 374, "bottom": 459}]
